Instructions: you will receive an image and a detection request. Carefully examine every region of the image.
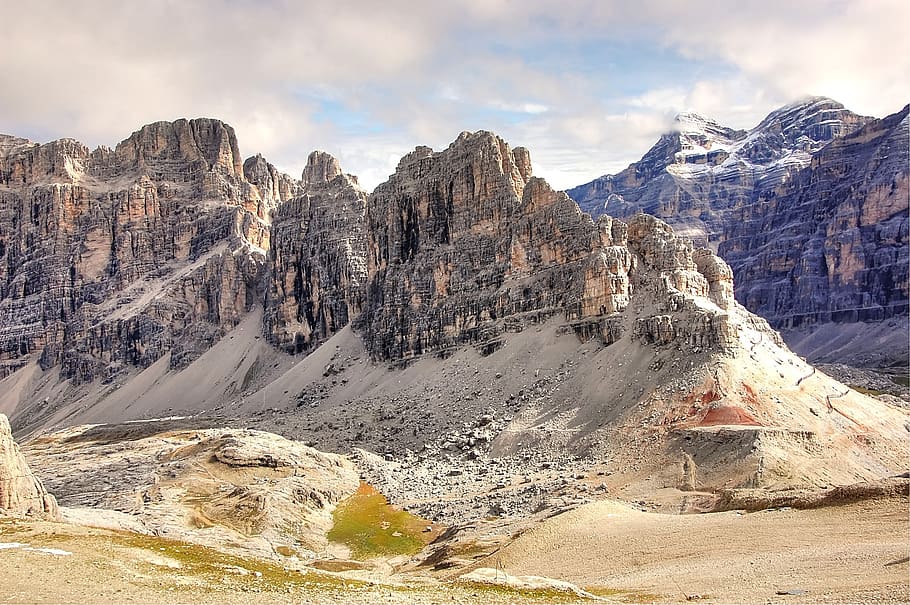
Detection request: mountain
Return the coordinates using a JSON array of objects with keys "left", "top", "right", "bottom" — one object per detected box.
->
[
  {"left": 568, "top": 98, "right": 909, "bottom": 367},
  {"left": 0, "top": 121, "right": 905, "bottom": 518},
  {"left": 0, "top": 119, "right": 286, "bottom": 386}
]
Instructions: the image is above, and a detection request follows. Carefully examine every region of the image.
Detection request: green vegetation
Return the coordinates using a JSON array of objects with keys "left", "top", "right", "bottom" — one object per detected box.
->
[
  {"left": 35, "top": 528, "right": 367, "bottom": 595},
  {"left": 584, "top": 586, "right": 663, "bottom": 603},
  {"left": 121, "top": 533, "right": 340, "bottom": 591},
  {"left": 889, "top": 374, "right": 910, "bottom": 387},
  {"left": 458, "top": 581, "right": 585, "bottom": 603},
  {"left": 327, "top": 482, "right": 437, "bottom": 559},
  {"left": 850, "top": 385, "right": 886, "bottom": 396}
]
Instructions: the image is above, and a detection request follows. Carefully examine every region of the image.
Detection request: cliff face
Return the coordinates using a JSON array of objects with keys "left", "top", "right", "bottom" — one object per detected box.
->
[
  {"left": 569, "top": 99, "right": 908, "bottom": 364},
  {"left": 0, "top": 119, "right": 288, "bottom": 383},
  {"left": 721, "top": 106, "right": 909, "bottom": 332},
  {"left": 362, "top": 131, "right": 765, "bottom": 361},
  {"left": 264, "top": 152, "right": 368, "bottom": 354}
]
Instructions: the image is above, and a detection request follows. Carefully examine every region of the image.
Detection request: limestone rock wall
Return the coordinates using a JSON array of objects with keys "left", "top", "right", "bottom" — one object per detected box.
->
[
  {"left": 362, "top": 131, "right": 752, "bottom": 360},
  {"left": 264, "top": 152, "right": 368, "bottom": 354},
  {"left": 0, "top": 119, "right": 289, "bottom": 383}
]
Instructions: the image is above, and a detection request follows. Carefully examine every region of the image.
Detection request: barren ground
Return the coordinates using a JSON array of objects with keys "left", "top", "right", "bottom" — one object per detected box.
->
[
  {"left": 476, "top": 494, "right": 910, "bottom": 604},
  {"left": 2, "top": 493, "right": 907, "bottom": 604}
]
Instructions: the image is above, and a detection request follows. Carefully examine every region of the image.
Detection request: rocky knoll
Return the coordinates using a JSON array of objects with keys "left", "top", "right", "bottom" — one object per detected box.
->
[
  {"left": 0, "top": 413, "right": 57, "bottom": 518},
  {"left": 0, "top": 119, "right": 293, "bottom": 387},
  {"left": 568, "top": 98, "right": 908, "bottom": 366},
  {"left": 22, "top": 418, "right": 358, "bottom": 560},
  {"left": 264, "top": 151, "right": 368, "bottom": 354}
]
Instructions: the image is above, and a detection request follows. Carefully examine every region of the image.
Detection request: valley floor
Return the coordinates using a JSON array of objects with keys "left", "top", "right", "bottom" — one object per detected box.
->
[{"left": 1, "top": 494, "right": 907, "bottom": 604}]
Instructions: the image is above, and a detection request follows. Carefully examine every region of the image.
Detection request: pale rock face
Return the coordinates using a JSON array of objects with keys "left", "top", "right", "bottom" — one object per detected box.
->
[
  {"left": 0, "top": 414, "right": 58, "bottom": 518},
  {"left": 302, "top": 150, "right": 343, "bottom": 187},
  {"left": 242, "top": 153, "right": 300, "bottom": 215},
  {"left": 22, "top": 421, "right": 358, "bottom": 558},
  {"left": 0, "top": 119, "right": 290, "bottom": 384}
]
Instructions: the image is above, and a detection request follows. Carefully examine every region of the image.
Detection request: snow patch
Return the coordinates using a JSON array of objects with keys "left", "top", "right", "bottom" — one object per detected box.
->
[{"left": 24, "top": 547, "right": 72, "bottom": 556}]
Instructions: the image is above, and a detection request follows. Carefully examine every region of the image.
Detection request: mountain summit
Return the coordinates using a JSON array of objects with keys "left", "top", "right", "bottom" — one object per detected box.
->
[{"left": 568, "top": 99, "right": 908, "bottom": 367}]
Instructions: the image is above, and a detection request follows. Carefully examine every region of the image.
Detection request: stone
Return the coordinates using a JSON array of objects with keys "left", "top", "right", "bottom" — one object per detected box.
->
[
  {"left": 362, "top": 130, "right": 756, "bottom": 361},
  {"left": 22, "top": 420, "right": 358, "bottom": 558},
  {"left": 0, "top": 413, "right": 58, "bottom": 518}
]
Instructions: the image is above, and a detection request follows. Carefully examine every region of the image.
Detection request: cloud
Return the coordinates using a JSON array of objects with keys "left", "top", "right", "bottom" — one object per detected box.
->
[{"left": 0, "top": 0, "right": 906, "bottom": 191}]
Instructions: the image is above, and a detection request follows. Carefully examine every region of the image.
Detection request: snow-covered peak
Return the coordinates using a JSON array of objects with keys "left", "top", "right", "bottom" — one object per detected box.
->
[
  {"left": 750, "top": 96, "right": 866, "bottom": 149},
  {"left": 673, "top": 112, "right": 741, "bottom": 140}
]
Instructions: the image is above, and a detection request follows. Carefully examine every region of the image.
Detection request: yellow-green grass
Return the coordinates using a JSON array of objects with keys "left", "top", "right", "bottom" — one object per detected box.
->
[
  {"left": 850, "top": 385, "right": 886, "bottom": 396},
  {"left": 327, "top": 482, "right": 439, "bottom": 559},
  {"left": 584, "top": 586, "right": 664, "bottom": 603}
]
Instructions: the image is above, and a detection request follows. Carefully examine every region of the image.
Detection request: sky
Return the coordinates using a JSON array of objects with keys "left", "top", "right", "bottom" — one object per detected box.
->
[{"left": 1, "top": 0, "right": 908, "bottom": 191}]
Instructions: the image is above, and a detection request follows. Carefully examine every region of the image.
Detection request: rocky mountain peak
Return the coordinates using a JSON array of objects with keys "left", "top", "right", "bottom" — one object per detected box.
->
[
  {"left": 0, "top": 414, "right": 58, "bottom": 518},
  {"left": 746, "top": 95, "right": 869, "bottom": 155},
  {"left": 242, "top": 153, "right": 299, "bottom": 209},
  {"left": 569, "top": 100, "right": 907, "bottom": 366},
  {"left": 114, "top": 118, "right": 244, "bottom": 178},
  {"left": 302, "top": 150, "right": 343, "bottom": 187},
  {"left": 362, "top": 128, "right": 761, "bottom": 361},
  {"left": 673, "top": 112, "right": 746, "bottom": 143}
]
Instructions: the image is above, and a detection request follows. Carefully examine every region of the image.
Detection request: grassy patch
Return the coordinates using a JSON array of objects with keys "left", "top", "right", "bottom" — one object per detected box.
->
[
  {"left": 119, "top": 532, "right": 377, "bottom": 594},
  {"left": 459, "top": 580, "right": 586, "bottom": 603},
  {"left": 889, "top": 374, "right": 910, "bottom": 387},
  {"left": 584, "top": 586, "right": 664, "bottom": 603},
  {"left": 327, "top": 482, "right": 437, "bottom": 559},
  {"left": 39, "top": 528, "right": 367, "bottom": 595},
  {"left": 850, "top": 385, "right": 886, "bottom": 396}
]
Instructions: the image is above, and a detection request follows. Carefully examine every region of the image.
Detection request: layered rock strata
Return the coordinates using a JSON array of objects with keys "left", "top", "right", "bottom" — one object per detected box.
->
[
  {"left": 720, "top": 105, "right": 909, "bottom": 332},
  {"left": 0, "top": 119, "right": 292, "bottom": 383},
  {"left": 362, "top": 131, "right": 763, "bottom": 361},
  {"left": 22, "top": 419, "right": 358, "bottom": 558},
  {"left": 264, "top": 152, "right": 368, "bottom": 353}
]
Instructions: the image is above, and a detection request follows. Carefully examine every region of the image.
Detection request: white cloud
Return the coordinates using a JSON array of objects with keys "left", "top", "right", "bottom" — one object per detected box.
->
[{"left": 0, "top": 0, "right": 906, "bottom": 192}]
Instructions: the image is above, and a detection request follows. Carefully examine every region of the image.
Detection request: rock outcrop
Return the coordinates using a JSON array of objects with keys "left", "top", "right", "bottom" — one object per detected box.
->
[
  {"left": 0, "top": 413, "right": 57, "bottom": 518},
  {"left": 362, "top": 130, "right": 767, "bottom": 361},
  {"left": 568, "top": 98, "right": 908, "bottom": 365},
  {"left": 264, "top": 152, "right": 368, "bottom": 353},
  {"left": 22, "top": 419, "right": 357, "bottom": 558}
]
